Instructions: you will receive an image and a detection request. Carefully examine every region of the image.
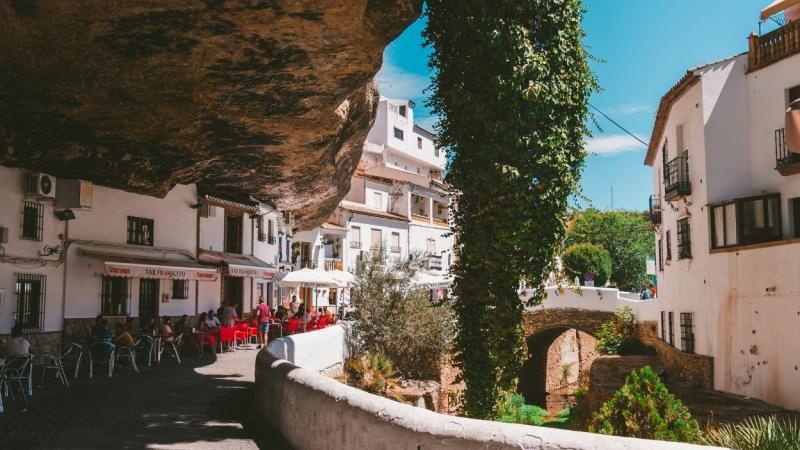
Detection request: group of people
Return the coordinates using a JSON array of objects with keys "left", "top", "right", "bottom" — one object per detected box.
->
[
  {"left": 640, "top": 284, "right": 658, "bottom": 300},
  {"left": 86, "top": 313, "right": 191, "bottom": 351}
]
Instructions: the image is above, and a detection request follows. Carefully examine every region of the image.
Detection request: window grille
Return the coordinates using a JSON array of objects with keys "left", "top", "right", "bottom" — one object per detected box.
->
[
  {"left": 680, "top": 312, "right": 695, "bottom": 353},
  {"left": 101, "top": 276, "right": 130, "bottom": 316},
  {"left": 677, "top": 218, "right": 691, "bottom": 259},
  {"left": 21, "top": 201, "right": 43, "bottom": 241},
  {"left": 225, "top": 213, "right": 243, "bottom": 254},
  {"left": 172, "top": 279, "right": 189, "bottom": 300},
  {"left": 127, "top": 216, "right": 154, "bottom": 246},
  {"left": 393, "top": 127, "right": 404, "bottom": 140},
  {"left": 660, "top": 311, "right": 666, "bottom": 341},
  {"left": 658, "top": 239, "right": 664, "bottom": 271},
  {"left": 666, "top": 230, "right": 672, "bottom": 260},
  {"left": 15, "top": 273, "right": 46, "bottom": 332}
]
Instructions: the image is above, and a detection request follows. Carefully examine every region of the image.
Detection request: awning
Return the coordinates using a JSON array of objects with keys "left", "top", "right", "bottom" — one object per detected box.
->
[
  {"left": 762, "top": 0, "right": 800, "bottom": 19},
  {"left": 277, "top": 268, "right": 339, "bottom": 287},
  {"left": 412, "top": 271, "right": 452, "bottom": 289},
  {"left": 198, "top": 250, "right": 278, "bottom": 279},
  {"left": 79, "top": 250, "right": 219, "bottom": 281},
  {"left": 329, "top": 269, "right": 356, "bottom": 288}
]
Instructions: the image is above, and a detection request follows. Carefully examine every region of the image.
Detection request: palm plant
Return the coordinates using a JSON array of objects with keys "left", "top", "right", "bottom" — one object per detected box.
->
[
  {"left": 701, "top": 416, "right": 800, "bottom": 450},
  {"left": 346, "top": 353, "right": 402, "bottom": 400}
]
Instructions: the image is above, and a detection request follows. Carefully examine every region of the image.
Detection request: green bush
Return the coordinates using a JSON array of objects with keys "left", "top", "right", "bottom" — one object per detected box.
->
[
  {"left": 562, "top": 243, "right": 612, "bottom": 286},
  {"left": 589, "top": 366, "right": 701, "bottom": 442},
  {"left": 701, "top": 415, "right": 800, "bottom": 449},
  {"left": 495, "top": 392, "right": 549, "bottom": 426},
  {"left": 596, "top": 307, "right": 639, "bottom": 355},
  {"left": 349, "top": 249, "right": 455, "bottom": 379},
  {"left": 346, "top": 353, "right": 403, "bottom": 401}
]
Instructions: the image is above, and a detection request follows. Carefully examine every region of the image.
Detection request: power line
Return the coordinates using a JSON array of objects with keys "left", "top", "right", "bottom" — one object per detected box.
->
[{"left": 588, "top": 102, "right": 649, "bottom": 148}]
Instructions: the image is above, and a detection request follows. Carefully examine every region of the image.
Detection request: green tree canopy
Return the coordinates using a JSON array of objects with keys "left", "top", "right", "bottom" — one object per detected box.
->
[
  {"left": 562, "top": 242, "right": 612, "bottom": 286},
  {"left": 425, "top": 0, "right": 596, "bottom": 418},
  {"left": 565, "top": 210, "right": 654, "bottom": 292}
]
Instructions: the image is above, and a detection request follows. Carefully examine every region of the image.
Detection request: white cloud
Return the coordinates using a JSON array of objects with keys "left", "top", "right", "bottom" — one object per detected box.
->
[
  {"left": 375, "top": 57, "right": 431, "bottom": 101},
  {"left": 585, "top": 134, "right": 646, "bottom": 156},
  {"left": 607, "top": 103, "right": 653, "bottom": 116}
]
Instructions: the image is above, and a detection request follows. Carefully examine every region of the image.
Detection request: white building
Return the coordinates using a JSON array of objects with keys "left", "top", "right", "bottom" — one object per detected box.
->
[
  {"left": 294, "top": 97, "right": 454, "bottom": 308},
  {"left": 645, "top": 2, "right": 800, "bottom": 410}
]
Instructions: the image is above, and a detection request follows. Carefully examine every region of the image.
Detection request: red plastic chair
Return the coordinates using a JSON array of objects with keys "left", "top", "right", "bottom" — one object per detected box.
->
[
  {"left": 219, "top": 326, "right": 235, "bottom": 352},
  {"left": 195, "top": 332, "right": 217, "bottom": 356},
  {"left": 233, "top": 323, "right": 249, "bottom": 348},
  {"left": 317, "top": 317, "right": 328, "bottom": 329},
  {"left": 287, "top": 319, "right": 300, "bottom": 334}
]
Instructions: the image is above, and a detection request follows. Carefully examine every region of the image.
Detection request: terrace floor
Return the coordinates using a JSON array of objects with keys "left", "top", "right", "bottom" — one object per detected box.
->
[{"left": 0, "top": 347, "right": 292, "bottom": 449}]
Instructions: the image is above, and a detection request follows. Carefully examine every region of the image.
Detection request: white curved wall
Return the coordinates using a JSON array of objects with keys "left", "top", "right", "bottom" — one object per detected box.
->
[{"left": 255, "top": 324, "right": 722, "bottom": 450}]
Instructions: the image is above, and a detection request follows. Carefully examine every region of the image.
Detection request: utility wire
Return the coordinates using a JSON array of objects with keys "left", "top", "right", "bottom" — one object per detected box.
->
[{"left": 588, "top": 102, "right": 649, "bottom": 148}]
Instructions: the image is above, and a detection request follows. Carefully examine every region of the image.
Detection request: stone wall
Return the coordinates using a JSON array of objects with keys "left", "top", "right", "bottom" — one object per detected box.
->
[
  {"left": 638, "top": 320, "right": 714, "bottom": 390},
  {"left": 0, "top": 331, "right": 62, "bottom": 355},
  {"left": 545, "top": 329, "right": 598, "bottom": 392}
]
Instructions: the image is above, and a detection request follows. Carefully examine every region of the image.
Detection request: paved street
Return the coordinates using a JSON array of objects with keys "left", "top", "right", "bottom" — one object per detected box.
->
[{"left": 0, "top": 348, "right": 292, "bottom": 449}]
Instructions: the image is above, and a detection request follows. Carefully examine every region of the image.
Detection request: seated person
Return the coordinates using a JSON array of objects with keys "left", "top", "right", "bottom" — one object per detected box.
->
[
  {"left": 113, "top": 323, "right": 135, "bottom": 347},
  {"left": 4, "top": 324, "right": 31, "bottom": 356},
  {"left": 160, "top": 317, "right": 175, "bottom": 342},
  {"left": 206, "top": 310, "right": 220, "bottom": 329},
  {"left": 93, "top": 319, "right": 113, "bottom": 342},
  {"left": 323, "top": 306, "right": 334, "bottom": 321},
  {"left": 125, "top": 316, "right": 138, "bottom": 332},
  {"left": 175, "top": 314, "right": 192, "bottom": 335},
  {"left": 275, "top": 306, "right": 287, "bottom": 321}
]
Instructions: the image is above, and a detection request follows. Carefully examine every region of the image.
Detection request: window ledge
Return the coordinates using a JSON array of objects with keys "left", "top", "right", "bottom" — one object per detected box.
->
[{"left": 710, "top": 237, "right": 800, "bottom": 254}]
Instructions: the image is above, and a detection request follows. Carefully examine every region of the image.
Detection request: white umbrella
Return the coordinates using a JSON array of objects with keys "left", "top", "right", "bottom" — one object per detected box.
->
[
  {"left": 329, "top": 269, "right": 356, "bottom": 288},
  {"left": 412, "top": 271, "right": 452, "bottom": 289},
  {"left": 278, "top": 268, "right": 338, "bottom": 331}
]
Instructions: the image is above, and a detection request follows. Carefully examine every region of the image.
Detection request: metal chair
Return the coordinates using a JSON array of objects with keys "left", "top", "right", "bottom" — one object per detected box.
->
[
  {"left": 40, "top": 343, "right": 79, "bottom": 387},
  {"left": 1, "top": 354, "right": 33, "bottom": 412},
  {"left": 159, "top": 334, "right": 183, "bottom": 365},
  {"left": 134, "top": 334, "right": 155, "bottom": 367},
  {"left": 115, "top": 339, "right": 140, "bottom": 373},
  {"left": 88, "top": 341, "right": 115, "bottom": 378}
]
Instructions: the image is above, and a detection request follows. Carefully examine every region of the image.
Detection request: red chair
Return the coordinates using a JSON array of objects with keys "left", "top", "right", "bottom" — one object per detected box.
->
[
  {"left": 317, "top": 317, "right": 328, "bottom": 329},
  {"left": 195, "top": 332, "right": 218, "bottom": 356},
  {"left": 219, "top": 326, "right": 235, "bottom": 352},
  {"left": 234, "top": 323, "right": 249, "bottom": 348},
  {"left": 287, "top": 319, "right": 300, "bottom": 334}
]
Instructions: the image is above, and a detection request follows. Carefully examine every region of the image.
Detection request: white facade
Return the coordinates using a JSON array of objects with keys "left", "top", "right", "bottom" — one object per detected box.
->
[
  {"left": 644, "top": 37, "right": 800, "bottom": 409},
  {"left": 295, "top": 97, "right": 454, "bottom": 304}
]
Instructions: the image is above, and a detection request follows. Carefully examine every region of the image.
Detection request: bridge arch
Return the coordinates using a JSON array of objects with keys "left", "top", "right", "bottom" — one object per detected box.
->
[{"left": 519, "top": 308, "right": 616, "bottom": 406}]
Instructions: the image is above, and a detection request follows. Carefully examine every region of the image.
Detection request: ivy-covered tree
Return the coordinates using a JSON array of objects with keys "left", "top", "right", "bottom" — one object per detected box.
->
[{"left": 424, "top": 0, "right": 596, "bottom": 418}]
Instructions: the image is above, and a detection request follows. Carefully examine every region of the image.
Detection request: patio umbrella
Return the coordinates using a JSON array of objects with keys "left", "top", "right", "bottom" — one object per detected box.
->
[{"left": 278, "top": 268, "right": 338, "bottom": 331}]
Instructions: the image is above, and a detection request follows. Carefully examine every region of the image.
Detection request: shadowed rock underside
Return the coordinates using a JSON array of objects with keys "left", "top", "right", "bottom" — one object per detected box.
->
[{"left": 0, "top": 0, "right": 421, "bottom": 228}]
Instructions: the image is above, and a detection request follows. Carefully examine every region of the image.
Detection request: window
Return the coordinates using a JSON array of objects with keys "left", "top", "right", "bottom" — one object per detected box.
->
[
  {"left": 677, "top": 218, "right": 691, "bottom": 259},
  {"left": 373, "top": 192, "right": 382, "bottom": 210},
  {"left": 426, "top": 238, "right": 436, "bottom": 254},
  {"left": 680, "top": 312, "right": 695, "bottom": 353},
  {"left": 370, "top": 228, "right": 382, "bottom": 251},
  {"left": 666, "top": 230, "right": 672, "bottom": 260},
  {"left": 127, "top": 216, "right": 154, "bottom": 246},
  {"left": 657, "top": 238, "right": 664, "bottom": 271},
  {"left": 668, "top": 311, "right": 675, "bottom": 346},
  {"left": 172, "top": 279, "right": 189, "bottom": 300},
  {"left": 390, "top": 232, "right": 400, "bottom": 253},
  {"left": 790, "top": 85, "right": 800, "bottom": 104},
  {"left": 660, "top": 311, "right": 666, "bottom": 341},
  {"left": 257, "top": 216, "right": 266, "bottom": 242},
  {"left": 15, "top": 274, "right": 45, "bottom": 332},
  {"left": 225, "top": 212, "right": 243, "bottom": 254},
  {"left": 393, "top": 127, "right": 404, "bottom": 140},
  {"left": 792, "top": 198, "right": 800, "bottom": 238},
  {"left": 434, "top": 146, "right": 440, "bottom": 158},
  {"left": 268, "top": 219, "right": 275, "bottom": 244},
  {"left": 350, "top": 226, "right": 361, "bottom": 249},
  {"left": 21, "top": 201, "right": 43, "bottom": 241},
  {"left": 710, "top": 194, "right": 781, "bottom": 249},
  {"left": 417, "top": 137, "right": 423, "bottom": 149},
  {"left": 101, "top": 276, "right": 130, "bottom": 316},
  {"left": 399, "top": 105, "right": 407, "bottom": 117}
]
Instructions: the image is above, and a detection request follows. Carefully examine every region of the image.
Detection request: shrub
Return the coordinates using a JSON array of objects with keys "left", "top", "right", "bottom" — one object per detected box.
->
[
  {"left": 701, "top": 415, "right": 800, "bottom": 449},
  {"left": 589, "top": 366, "right": 700, "bottom": 442},
  {"left": 495, "top": 392, "right": 549, "bottom": 426},
  {"left": 596, "top": 306, "right": 639, "bottom": 355},
  {"left": 562, "top": 243, "right": 612, "bottom": 286},
  {"left": 349, "top": 249, "right": 455, "bottom": 379},
  {"left": 346, "top": 353, "right": 402, "bottom": 400}
]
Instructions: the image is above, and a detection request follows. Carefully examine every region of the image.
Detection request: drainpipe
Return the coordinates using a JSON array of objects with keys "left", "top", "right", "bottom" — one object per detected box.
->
[
  {"left": 195, "top": 203, "right": 200, "bottom": 316},
  {"left": 60, "top": 219, "right": 71, "bottom": 335}
]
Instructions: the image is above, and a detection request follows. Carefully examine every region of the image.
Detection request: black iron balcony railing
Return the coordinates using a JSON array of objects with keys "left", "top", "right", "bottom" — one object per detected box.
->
[
  {"left": 649, "top": 195, "right": 662, "bottom": 225},
  {"left": 775, "top": 128, "right": 800, "bottom": 175},
  {"left": 664, "top": 156, "right": 691, "bottom": 200},
  {"left": 426, "top": 254, "right": 443, "bottom": 271}
]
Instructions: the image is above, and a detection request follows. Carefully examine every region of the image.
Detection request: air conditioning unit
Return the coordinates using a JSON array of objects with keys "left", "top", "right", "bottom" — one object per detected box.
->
[
  {"left": 0, "top": 226, "right": 8, "bottom": 244},
  {"left": 56, "top": 179, "right": 92, "bottom": 209},
  {"left": 24, "top": 172, "right": 56, "bottom": 200},
  {"left": 200, "top": 204, "right": 216, "bottom": 218}
]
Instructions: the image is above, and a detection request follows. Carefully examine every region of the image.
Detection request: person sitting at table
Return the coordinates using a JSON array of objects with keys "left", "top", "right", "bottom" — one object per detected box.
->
[
  {"left": 197, "top": 312, "right": 208, "bottom": 331},
  {"left": 275, "top": 305, "right": 288, "bottom": 321},
  {"left": 5, "top": 324, "right": 31, "bottom": 356},
  {"left": 160, "top": 317, "right": 175, "bottom": 342},
  {"left": 125, "top": 316, "right": 138, "bottom": 333},
  {"left": 294, "top": 303, "right": 305, "bottom": 320},
  {"left": 206, "top": 310, "right": 221, "bottom": 329},
  {"left": 113, "top": 323, "right": 135, "bottom": 348},
  {"left": 92, "top": 318, "right": 113, "bottom": 342},
  {"left": 309, "top": 307, "right": 319, "bottom": 322},
  {"left": 323, "top": 306, "right": 334, "bottom": 321},
  {"left": 175, "top": 314, "right": 192, "bottom": 336}
]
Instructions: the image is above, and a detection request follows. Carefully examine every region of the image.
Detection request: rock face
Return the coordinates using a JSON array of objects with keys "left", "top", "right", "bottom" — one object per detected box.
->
[{"left": 0, "top": 0, "right": 421, "bottom": 228}]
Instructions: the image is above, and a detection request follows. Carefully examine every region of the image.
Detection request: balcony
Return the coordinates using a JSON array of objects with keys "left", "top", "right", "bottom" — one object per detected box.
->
[
  {"left": 425, "top": 254, "right": 443, "bottom": 271},
  {"left": 663, "top": 156, "right": 691, "bottom": 200},
  {"left": 350, "top": 240, "right": 361, "bottom": 249},
  {"left": 748, "top": 21, "right": 800, "bottom": 72},
  {"left": 775, "top": 128, "right": 800, "bottom": 175},
  {"left": 324, "top": 258, "right": 342, "bottom": 271},
  {"left": 649, "top": 195, "right": 662, "bottom": 225},
  {"left": 411, "top": 213, "right": 429, "bottom": 223}
]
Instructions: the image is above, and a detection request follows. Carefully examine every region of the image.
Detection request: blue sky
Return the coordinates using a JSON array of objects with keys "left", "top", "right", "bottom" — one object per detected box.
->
[{"left": 376, "top": 0, "right": 767, "bottom": 211}]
